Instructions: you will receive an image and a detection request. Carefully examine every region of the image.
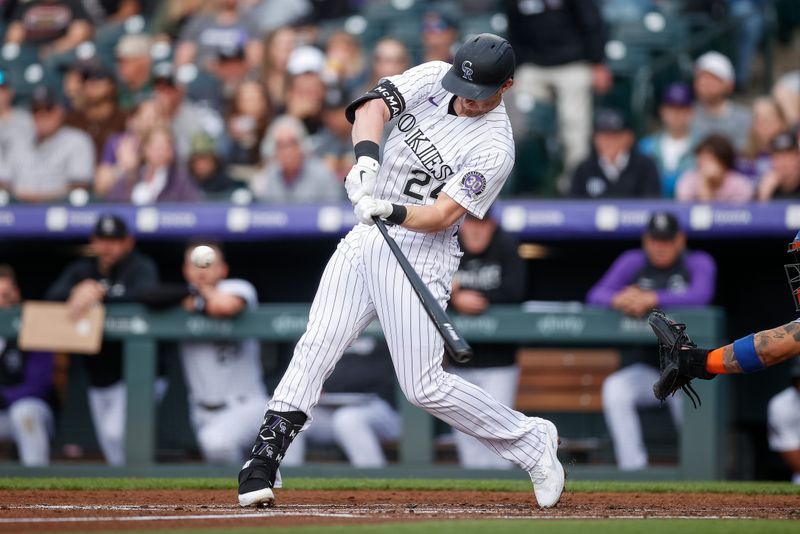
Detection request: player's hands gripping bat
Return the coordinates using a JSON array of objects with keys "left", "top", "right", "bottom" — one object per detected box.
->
[
  {"left": 648, "top": 309, "right": 716, "bottom": 408},
  {"left": 371, "top": 216, "right": 473, "bottom": 363},
  {"left": 344, "top": 156, "right": 380, "bottom": 206},
  {"left": 354, "top": 196, "right": 392, "bottom": 225}
]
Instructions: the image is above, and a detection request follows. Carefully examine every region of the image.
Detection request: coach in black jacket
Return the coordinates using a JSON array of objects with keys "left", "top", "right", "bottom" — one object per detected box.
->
[
  {"left": 46, "top": 214, "right": 158, "bottom": 466},
  {"left": 505, "top": 0, "right": 612, "bottom": 192},
  {"left": 570, "top": 108, "right": 661, "bottom": 199}
]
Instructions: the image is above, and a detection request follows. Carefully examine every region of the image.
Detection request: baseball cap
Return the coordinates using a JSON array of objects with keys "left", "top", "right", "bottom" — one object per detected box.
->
[
  {"left": 218, "top": 42, "right": 246, "bottom": 62},
  {"left": 152, "top": 62, "right": 176, "bottom": 85},
  {"left": 80, "top": 60, "right": 114, "bottom": 81},
  {"left": 93, "top": 214, "right": 129, "bottom": 239},
  {"left": 441, "top": 33, "right": 515, "bottom": 101},
  {"left": 646, "top": 211, "right": 681, "bottom": 240},
  {"left": 423, "top": 10, "right": 457, "bottom": 32},
  {"left": 695, "top": 51, "right": 734, "bottom": 83},
  {"left": 190, "top": 132, "right": 217, "bottom": 156},
  {"left": 286, "top": 46, "right": 326, "bottom": 76},
  {"left": 770, "top": 131, "right": 799, "bottom": 153},
  {"left": 116, "top": 34, "right": 152, "bottom": 59},
  {"left": 661, "top": 82, "right": 693, "bottom": 107},
  {"left": 593, "top": 108, "right": 630, "bottom": 133},
  {"left": 29, "top": 85, "right": 58, "bottom": 111}
]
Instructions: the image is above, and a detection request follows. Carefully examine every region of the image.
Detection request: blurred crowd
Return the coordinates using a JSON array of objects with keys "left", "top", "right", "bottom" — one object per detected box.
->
[{"left": 0, "top": 0, "right": 796, "bottom": 206}]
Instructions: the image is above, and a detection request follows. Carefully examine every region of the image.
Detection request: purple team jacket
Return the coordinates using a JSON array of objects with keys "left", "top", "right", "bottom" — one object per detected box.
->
[{"left": 0, "top": 351, "right": 53, "bottom": 408}]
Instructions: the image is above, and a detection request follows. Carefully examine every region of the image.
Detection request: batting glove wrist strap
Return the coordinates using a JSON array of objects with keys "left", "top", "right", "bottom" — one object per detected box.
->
[{"left": 386, "top": 204, "right": 407, "bottom": 225}]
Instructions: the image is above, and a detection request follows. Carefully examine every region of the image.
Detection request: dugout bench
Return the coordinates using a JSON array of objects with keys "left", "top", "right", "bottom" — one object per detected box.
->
[{"left": 0, "top": 304, "right": 726, "bottom": 480}]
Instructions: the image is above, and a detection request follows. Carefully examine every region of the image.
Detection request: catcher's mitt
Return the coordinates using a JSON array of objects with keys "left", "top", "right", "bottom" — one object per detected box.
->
[{"left": 648, "top": 309, "right": 716, "bottom": 408}]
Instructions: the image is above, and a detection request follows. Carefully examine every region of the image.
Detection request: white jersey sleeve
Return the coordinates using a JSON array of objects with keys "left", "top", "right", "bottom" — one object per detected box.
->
[
  {"left": 767, "top": 387, "right": 800, "bottom": 452},
  {"left": 216, "top": 279, "right": 258, "bottom": 310},
  {"left": 441, "top": 140, "right": 515, "bottom": 219},
  {"left": 382, "top": 61, "right": 451, "bottom": 116}
]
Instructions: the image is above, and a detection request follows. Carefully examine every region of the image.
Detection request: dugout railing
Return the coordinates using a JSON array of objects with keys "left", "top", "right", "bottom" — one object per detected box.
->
[{"left": 0, "top": 305, "right": 726, "bottom": 481}]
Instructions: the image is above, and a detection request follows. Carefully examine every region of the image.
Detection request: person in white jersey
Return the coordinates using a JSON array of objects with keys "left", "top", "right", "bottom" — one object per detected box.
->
[{"left": 237, "top": 34, "right": 564, "bottom": 509}]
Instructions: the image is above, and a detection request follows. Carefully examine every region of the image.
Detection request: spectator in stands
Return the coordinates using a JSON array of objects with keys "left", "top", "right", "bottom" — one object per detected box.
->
[
  {"left": 448, "top": 212, "right": 525, "bottom": 469},
  {"left": 175, "top": 0, "right": 262, "bottom": 70},
  {"left": 691, "top": 51, "right": 752, "bottom": 152},
  {"left": 251, "top": 115, "right": 340, "bottom": 203},
  {"left": 570, "top": 108, "right": 660, "bottom": 198},
  {"left": 0, "top": 68, "right": 34, "bottom": 160},
  {"left": 259, "top": 26, "right": 296, "bottom": 109},
  {"left": 1, "top": 86, "right": 94, "bottom": 203},
  {"left": 757, "top": 132, "right": 800, "bottom": 201},
  {"left": 151, "top": 62, "right": 224, "bottom": 160},
  {"left": 142, "top": 242, "right": 269, "bottom": 464},
  {"left": 115, "top": 34, "right": 154, "bottom": 111},
  {"left": 201, "top": 43, "right": 253, "bottom": 109},
  {"left": 65, "top": 61, "right": 128, "bottom": 163},
  {"left": 638, "top": 83, "right": 696, "bottom": 198},
  {"left": 772, "top": 71, "right": 800, "bottom": 132},
  {"left": 282, "top": 337, "right": 400, "bottom": 468},
  {"left": 740, "top": 97, "right": 789, "bottom": 180},
  {"left": 225, "top": 80, "right": 271, "bottom": 167},
  {"left": 588, "top": 211, "right": 717, "bottom": 470},
  {"left": 324, "top": 31, "right": 366, "bottom": 98},
  {"left": 314, "top": 86, "right": 353, "bottom": 181},
  {"left": 767, "top": 359, "right": 800, "bottom": 485},
  {"left": 81, "top": 0, "right": 142, "bottom": 27},
  {"left": 284, "top": 51, "right": 327, "bottom": 136},
  {"left": 0, "top": 265, "right": 55, "bottom": 467},
  {"left": 506, "top": 0, "right": 611, "bottom": 193},
  {"left": 46, "top": 214, "right": 159, "bottom": 466},
  {"left": 188, "top": 132, "right": 244, "bottom": 200},
  {"left": 422, "top": 9, "right": 458, "bottom": 63},
  {"left": 363, "top": 37, "right": 410, "bottom": 91},
  {"left": 5, "top": 0, "right": 93, "bottom": 59},
  {"left": 106, "top": 126, "right": 201, "bottom": 203},
  {"left": 95, "top": 99, "right": 166, "bottom": 198},
  {"left": 675, "top": 134, "right": 754, "bottom": 202}
]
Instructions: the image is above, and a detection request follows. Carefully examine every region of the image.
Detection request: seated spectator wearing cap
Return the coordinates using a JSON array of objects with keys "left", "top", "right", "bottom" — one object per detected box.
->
[
  {"left": 313, "top": 87, "right": 353, "bottom": 181},
  {"left": 175, "top": 0, "right": 263, "bottom": 71},
  {"left": 65, "top": 61, "right": 128, "bottom": 162},
  {"left": 151, "top": 62, "right": 224, "bottom": 160},
  {"left": 422, "top": 9, "right": 458, "bottom": 63},
  {"left": 283, "top": 61, "right": 327, "bottom": 136},
  {"left": 224, "top": 80, "right": 272, "bottom": 168},
  {"left": 0, "top": 265, "right": 56, "bottom": 467},
  {"left": 690, "top": 51, "right": 752, "bottom": 152},
  {"left": 95, "top": 99, "right": 167, "bottom": 198},
  {"left": 1, "top": 86, "right": 95, "bottom": 203},
  {"left": 757, "top": 132, "right": 800, "bottom": 201},
  {"left": 45, "top": 214, "right": 159, "bottom": 465},
  {"left": 201, "top": 42, "right": 252, "bottom": 109},
  {"left": 251, "top": 115, "right": 341, "bottom": 203},
  {"left": 675, "top": 134, "right": 754, "bottom": 202},
  {"left": 107, "top": 126, "right": 201, "bottom": 204},
  {"left": 358, "top": 37, "right": 410, "bottom": 96},
  {"left": 4, "top": 0, "right": 92, "bottom": 60},
  {"left": 638, "top": 83, "right": 697, "bottom": 198},
  {"left": 767, "top": 360, "right": 800, "bottom": 485},
  {"left": 570, "top": 108, "right": 660, "bottom": 198},
  {"left": 188, "top": 132, "right": 244, "bottom": 200},
  {"left": 588, "top": 212, "right": 717, "bottom": 470},
  {"left": 115, "top": 34, "right": 154, "bottom": 111},
  {"left": 0, "top": 68, "right": 34, "bottom": 166},
  {"left": 740, "top": 97, "right": 789, "bottom": 180}
]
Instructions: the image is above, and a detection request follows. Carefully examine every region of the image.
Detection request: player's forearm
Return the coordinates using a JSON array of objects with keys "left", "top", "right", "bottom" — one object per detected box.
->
[
  {"left": 715, "top": 321, "right": 800, "bottom": 374},
  {"left": 352, "top": 99, "right": 388, "bottom": 146},
  {"left": 401, "top": 203, "right": 464, "bottom": 233}
]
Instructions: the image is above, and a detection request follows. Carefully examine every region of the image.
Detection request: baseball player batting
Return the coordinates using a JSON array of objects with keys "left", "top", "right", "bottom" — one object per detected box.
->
[{"left": 237, "top": 34, "right": 564, "bottom": 509}]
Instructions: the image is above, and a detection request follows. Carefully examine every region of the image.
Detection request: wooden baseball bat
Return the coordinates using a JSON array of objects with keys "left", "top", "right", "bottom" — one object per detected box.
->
[{"left": 373, "top": 217, "right": 473, "bottom": 363}]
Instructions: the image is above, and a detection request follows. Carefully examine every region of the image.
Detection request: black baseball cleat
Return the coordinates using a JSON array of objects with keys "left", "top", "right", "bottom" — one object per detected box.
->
[{"left": 238, "top": 458, "right": 277, "bottom": 507}]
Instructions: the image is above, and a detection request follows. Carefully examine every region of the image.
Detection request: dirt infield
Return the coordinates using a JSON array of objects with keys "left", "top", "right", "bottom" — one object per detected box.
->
[{"left": 0, "top": 489, "right": 798, "bottom": 531}]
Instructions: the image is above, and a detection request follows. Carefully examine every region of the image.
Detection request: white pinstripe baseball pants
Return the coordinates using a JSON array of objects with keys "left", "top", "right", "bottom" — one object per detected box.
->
[{"left": 268, "top": 224, "right": 546, "bottom": 471}]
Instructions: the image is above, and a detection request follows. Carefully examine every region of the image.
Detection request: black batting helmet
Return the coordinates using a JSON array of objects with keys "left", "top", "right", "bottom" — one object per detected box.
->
[{"left": 442, "top": 33, "right": 515, "bottom": 101}]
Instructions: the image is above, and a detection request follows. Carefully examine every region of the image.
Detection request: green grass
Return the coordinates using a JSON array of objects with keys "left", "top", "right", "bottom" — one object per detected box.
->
[
  {"left": 0, "top": 477, "right": 797, "bottom": 495},
  {"left": 92, "top": 520, "right": 800, "bottom": 534}
]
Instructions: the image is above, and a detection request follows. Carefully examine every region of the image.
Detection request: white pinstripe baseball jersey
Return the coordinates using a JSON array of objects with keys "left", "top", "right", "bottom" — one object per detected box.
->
[{"left": 264, "top": 60, "right": 549, "bottom": 473}]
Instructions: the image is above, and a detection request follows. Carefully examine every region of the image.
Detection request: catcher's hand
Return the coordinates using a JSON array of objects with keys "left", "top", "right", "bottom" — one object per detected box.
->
[{"left": 648, "top": 309, "right": 716, "bottom": 408}]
